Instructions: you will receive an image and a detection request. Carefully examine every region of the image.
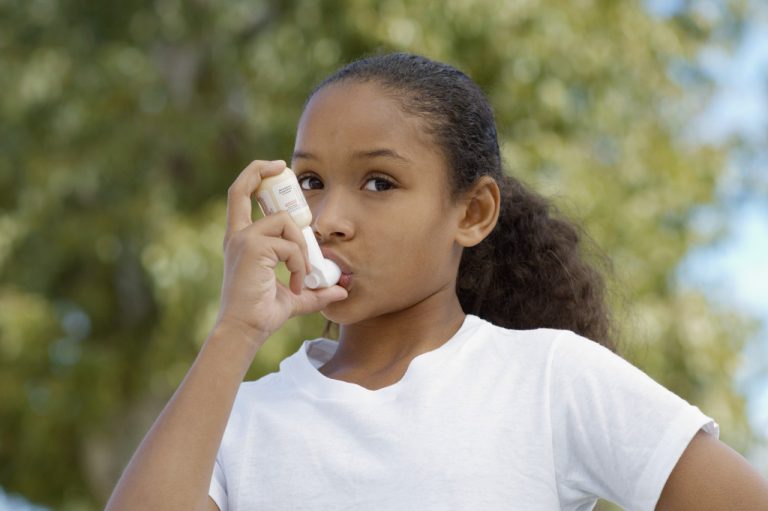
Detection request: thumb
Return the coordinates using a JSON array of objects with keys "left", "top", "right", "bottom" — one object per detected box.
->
[{"left": 292, "top": 285, "right": 349, "bottom": 315}]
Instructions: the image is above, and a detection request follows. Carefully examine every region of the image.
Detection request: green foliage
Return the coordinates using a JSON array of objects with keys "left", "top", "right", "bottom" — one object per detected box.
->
[{"left": 0, "top": 0, "right": 757, "bottom": 509}]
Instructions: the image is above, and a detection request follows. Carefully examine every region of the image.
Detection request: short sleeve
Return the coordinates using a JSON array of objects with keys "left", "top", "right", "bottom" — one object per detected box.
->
[
  {"left": 548, "top": 330, "right": 720, "bottom": 511},
  {"left": 208, "top": 453, "right": 228, "bottom": 511}
]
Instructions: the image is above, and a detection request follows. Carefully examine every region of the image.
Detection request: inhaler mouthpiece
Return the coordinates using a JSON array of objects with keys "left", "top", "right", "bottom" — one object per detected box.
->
[{"left": 301, "top": 226, "right": 341, "bottom": 289}]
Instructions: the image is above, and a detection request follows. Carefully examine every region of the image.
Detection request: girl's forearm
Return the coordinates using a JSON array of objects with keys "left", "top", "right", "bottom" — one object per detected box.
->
[{"left": 105, "top": 323, "right": 266, "bottom": 511}]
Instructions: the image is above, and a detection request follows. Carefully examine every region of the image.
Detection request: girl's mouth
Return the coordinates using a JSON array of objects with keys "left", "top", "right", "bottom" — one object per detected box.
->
[
  {"left": 319, "top": 248, "right": 353, "bottom": 290},
  {"left": 338, "top": 273, "right": 353, "bottom": 291}
]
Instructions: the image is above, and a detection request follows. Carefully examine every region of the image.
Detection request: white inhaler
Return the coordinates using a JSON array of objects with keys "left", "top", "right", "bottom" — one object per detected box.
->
[{"left": 255, "top": 167, "right": 341, "bottom": 289}]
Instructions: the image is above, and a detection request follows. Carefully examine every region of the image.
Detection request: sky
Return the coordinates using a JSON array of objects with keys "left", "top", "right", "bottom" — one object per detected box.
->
[{"left": 664, "top": 0, "right": 768, "bottom": 473}]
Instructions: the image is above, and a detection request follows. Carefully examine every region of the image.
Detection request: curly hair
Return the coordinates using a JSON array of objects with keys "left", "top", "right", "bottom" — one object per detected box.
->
[{"left": 311, "top": 52, "right": 617, "bottom": 352}]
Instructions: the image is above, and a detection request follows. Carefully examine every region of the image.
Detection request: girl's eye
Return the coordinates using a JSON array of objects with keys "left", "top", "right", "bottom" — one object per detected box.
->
[
  {"left": 363, "top": 176, "right": 396, "bottom": 192},
  {"left": 297, "top": 175, "right": 323, "bottom": 190}
]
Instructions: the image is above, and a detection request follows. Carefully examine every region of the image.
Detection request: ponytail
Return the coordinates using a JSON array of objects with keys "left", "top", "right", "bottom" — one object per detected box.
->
[{"left": 457, "top": 176, "right": 618, "bottom": 352}]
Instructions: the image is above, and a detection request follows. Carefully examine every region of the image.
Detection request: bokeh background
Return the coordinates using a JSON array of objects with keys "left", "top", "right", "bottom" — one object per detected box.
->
[{"left": 1, "top": 0, "right": 766, "bottom": 510}]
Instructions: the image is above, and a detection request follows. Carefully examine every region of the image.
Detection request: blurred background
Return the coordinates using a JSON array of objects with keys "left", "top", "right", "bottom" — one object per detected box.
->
[{"left": 1, "top": 0, "right": 766, "bottom": 509}]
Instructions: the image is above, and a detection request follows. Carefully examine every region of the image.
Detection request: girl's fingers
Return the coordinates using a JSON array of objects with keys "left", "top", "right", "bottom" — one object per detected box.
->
[
  {"left": 243, "top": 212, "right": 311, "bottom": 274},
  {"left": 225, "top": 160, "right": 286, "bottom": 241},
  {"left": 265, "top": 238, "right": 308, "bottom": 294},
  {"left": 291, "top": 285, "right": 348, "bottom": 316}
]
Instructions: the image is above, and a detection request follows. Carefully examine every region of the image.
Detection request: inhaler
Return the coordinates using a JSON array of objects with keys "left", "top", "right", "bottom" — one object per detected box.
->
[{"left": 255, "top": 167, "right": 341, "bottom": 289}]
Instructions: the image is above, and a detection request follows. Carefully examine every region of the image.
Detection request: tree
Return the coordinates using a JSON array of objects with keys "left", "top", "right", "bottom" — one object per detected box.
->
[{"left": 0, "top": 1, "right": 756, "bottom": 509}]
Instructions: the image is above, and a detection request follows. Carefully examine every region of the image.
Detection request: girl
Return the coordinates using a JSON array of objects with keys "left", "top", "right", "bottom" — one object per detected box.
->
[{"left": 106, "top": 53, "right": 768, "bottom": 510}]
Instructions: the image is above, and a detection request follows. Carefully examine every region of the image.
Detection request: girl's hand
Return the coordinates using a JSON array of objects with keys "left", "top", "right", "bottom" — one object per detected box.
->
[{"left": 213, "top": 160, "right": 348, "bottom": 347}]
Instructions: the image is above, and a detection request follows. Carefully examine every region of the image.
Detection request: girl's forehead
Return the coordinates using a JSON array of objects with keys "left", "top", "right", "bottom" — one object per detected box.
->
[
  {"left": 295, "top": 82, "right": 437, "bottom": 160},
  {"left": 301, "top": 81, "right": 407, "bottom": 124}
]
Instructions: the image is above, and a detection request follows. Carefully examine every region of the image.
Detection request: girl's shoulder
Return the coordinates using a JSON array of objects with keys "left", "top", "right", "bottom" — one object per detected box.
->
[
  {"left": 461, "top": 316, "right": 578, "bottom": 376},
  {"left": 472, "top": 315, "right": 575, "bottom": 354},
  {"left": 476, "top": 315, "right": 614, "bottom": 358},
  {"left": 471, "top": 317, "right": 630, "bottom": 381}
]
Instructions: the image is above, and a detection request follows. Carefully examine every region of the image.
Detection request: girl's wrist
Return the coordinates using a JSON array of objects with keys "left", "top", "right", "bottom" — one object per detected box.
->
[{"left": 206, "top": 320, "right": 270, "bottom": 363}]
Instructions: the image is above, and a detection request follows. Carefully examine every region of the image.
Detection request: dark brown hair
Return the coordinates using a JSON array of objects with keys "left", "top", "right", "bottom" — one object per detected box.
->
[{"left": 312, "top": 53, "right": 617, "bottom": 352}]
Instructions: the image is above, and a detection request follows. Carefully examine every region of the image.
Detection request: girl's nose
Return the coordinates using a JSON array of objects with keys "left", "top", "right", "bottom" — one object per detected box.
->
[{"left": 311, "top": 191, "right": 355, "bottom": 242}]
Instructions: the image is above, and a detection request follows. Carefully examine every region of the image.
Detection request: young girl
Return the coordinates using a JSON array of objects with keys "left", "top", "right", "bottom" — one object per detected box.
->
[{"left": 106, "top": 53, "right": 768, "bottom": 511}]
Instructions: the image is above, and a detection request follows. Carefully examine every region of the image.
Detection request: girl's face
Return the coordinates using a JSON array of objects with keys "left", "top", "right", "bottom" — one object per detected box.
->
[{"left": 292, "top": 81, "right": 467, "bottom": 325}]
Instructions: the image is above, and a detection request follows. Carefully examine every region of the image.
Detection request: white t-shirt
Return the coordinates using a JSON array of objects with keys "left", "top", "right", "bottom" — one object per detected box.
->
[{"left": 208, "top": 314, "right": 719, "bottom": 511}]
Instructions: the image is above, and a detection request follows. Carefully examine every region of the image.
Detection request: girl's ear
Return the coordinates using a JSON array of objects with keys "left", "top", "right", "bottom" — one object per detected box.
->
[{"left": 455, "top": 176, "right": 501, "bottom": 248}]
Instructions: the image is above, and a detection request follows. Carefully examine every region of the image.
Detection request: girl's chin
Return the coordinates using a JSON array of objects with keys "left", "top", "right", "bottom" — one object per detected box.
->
[
  {"left": 319, "top": 307, "right": 354, "bottom": 326},
  {"left": 319, "top": 295, "right": 365, "bottom": 325}
]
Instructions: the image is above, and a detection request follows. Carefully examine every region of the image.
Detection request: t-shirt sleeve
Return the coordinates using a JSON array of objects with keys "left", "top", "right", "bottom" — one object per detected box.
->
[
  {"left": 208, "top": 451, "right": 228, "bottom": 511},
  {"left": 548, "top": 330, "right": 720, "bottom": 511}
]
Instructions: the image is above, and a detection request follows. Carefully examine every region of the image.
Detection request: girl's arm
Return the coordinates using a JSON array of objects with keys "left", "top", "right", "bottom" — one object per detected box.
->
[
  {"left": 104, "top": 160, "right": 347, "bottom": 510},
  {"left": 656, "top": 430, "right": 768, "bottom": 510},
  {"left": 105, "top": 323, "right": 265, "bottom": 511}
]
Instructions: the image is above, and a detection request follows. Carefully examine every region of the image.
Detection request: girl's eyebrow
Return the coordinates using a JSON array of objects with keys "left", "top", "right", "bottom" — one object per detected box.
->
[
  {"left": 291, "top": 150, "right": 316, "bottom": 161},
  {"left": 351, "top": 148, "right": 411, "bottom": 162},
  {"left": 291, "top": 149, "right": 411, "bottom": 163}
]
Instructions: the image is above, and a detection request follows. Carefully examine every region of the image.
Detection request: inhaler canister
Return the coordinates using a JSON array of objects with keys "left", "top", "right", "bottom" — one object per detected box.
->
[{"left": 255, "top": 167, "right": 341, "bottom": 289}]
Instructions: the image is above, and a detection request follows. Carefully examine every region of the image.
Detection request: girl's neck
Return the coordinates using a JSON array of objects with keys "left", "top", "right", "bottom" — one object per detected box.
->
[{"left": 318, "top": 288, "right": 466, "bottom": 388}]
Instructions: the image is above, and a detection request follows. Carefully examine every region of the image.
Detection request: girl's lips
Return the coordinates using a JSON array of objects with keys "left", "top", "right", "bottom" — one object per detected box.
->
[
  {"left": 320, "top": 248, "right": 352, "bottom": 275},
  {"left": 337, "top": 272, "right": 353, "bottom": 291},
  {"left": 319, "top": 248, "right": 353, "bottom": 290}
]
